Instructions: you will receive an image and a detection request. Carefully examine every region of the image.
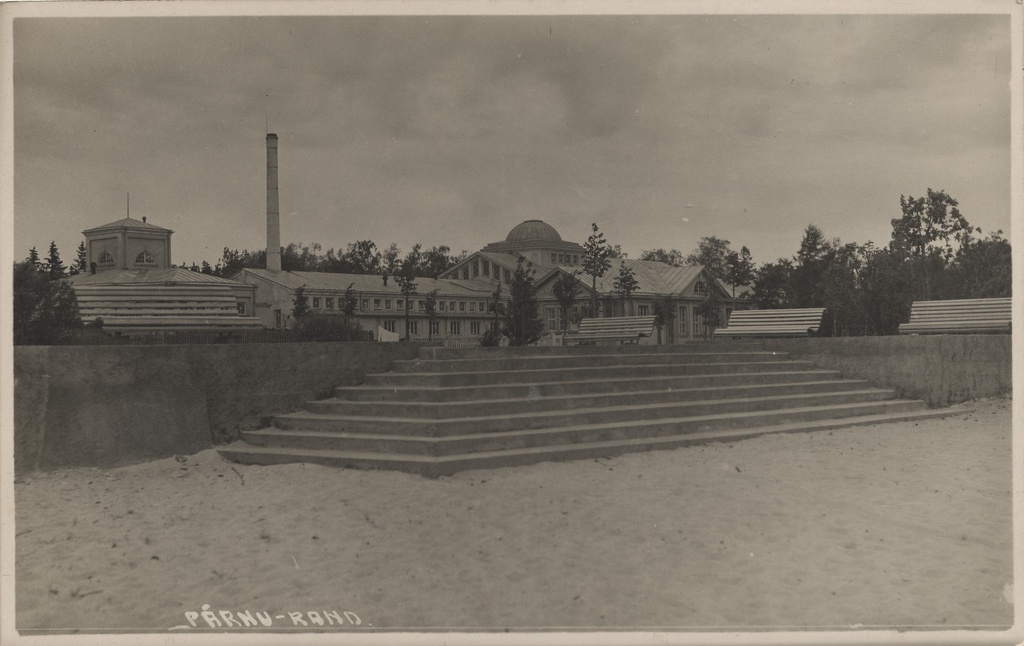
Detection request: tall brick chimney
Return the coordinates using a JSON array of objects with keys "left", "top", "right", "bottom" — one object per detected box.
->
[{"left": 266, "top": 133, "right": 281, "bottom": 271}]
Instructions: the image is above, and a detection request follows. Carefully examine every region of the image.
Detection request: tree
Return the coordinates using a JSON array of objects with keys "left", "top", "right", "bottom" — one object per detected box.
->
[
  {"left": 640, "top": 248, "right": 685, "bottom": 267},
  {"left": 948, "top": 231, "right": 1011, "bottom": 299},
  {"left": 551, "top": 270, "right": 580, "bottom": 334},
  {"left": 652, "top": 296, "right": 675, "bottom": 344},
  {"left": 339, "top": 282, "right": 358, "bottom": 327},
  {"left": 612, "top": 261, "right": 639, "bottom": 316},
  {"left": 582, "top": 223, "right": 613, "bottom": 318},
  {"left": 13, "top": 260, "right": 82, "bottom": 344},
  {"left": 396, "top": 272, "right": 418, "bottom": 340},
  {"left": 889, "top": 189, "right": 976, "bottom": 301},
  {"left": 751, "top": 260, "right": 794, "bottom": 310},
  {"left": 72, "top": 241, "right": 87, "bottom": 276},
  {"left": 791, "top": 224, "right": 831, "bottom": 308},
  {"left": 860, "top": 248, "right": 914, "bottom": 335},
  {"left": 821, "top": 242, "right": 869, "bottom": 336},
  {"left": 291, "top": 285, "right": 311, "bottom": 320},
  {"left": 344, "top": 240, "right": 383, "bottom": 275},
  {"left": 724, "top": 246, "right": 755, "bottom": 298},
  {"left": 695, "top": 282, "right": 723, "bottom": 340},
  {"left": 685, "top": 236, "right": 733, "bottom": 282},
  {"left": 423, "top": 288, "right": 440, "bottom": 340},
  {"left": 419, "top": 245, "right": 459, "bottom": 278},
  {"left": 27, "top": 247, "right": 40, "bottom": 266},
  {"left": 487, "top": 283, "right": 505, "bottom": 330},
  {"left": 504, "top": 257, "right": 542, "bottom": 346},
  {"left": 45, "top": 241, "right": 67, "bottom": 278}
]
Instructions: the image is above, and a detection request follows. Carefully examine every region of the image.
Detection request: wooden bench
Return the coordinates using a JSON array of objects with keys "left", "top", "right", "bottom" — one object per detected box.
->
[
  {"left": 714, "top": 308, "right": 826, "bottom": 339},
  {"left": 899, "top": 297, "right": 1011, "bottom": 335},
  {"left": 73, "top": 284, "right": 263, "bottom": 333},
  {"left": 565, "top": 316, "right": 656, "bottom": 345}
]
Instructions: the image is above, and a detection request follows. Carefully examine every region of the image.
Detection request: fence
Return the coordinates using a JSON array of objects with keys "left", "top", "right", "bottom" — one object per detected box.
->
[{"left": 68, "top": 328, "right": 372, "bottom": 345}]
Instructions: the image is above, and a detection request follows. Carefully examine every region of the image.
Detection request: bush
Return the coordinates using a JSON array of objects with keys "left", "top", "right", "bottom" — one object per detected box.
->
[
  {"left": 479, "top": 327, "right": 503, "bottom": 347},
  {"left": 292, "top": 314, "right": 373, "bottom": 342},
  {"left": 13, "top": 261, "right": 82, "bottom": 345}
]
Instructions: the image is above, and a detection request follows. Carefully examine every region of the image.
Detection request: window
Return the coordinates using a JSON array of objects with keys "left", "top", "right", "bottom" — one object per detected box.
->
[
  {"left": 449, "top": 301, "right": 456, "bottom": 312},
  {"left": 459, "top": 301, "right": 466, "bottom": 312},
  {"left": 430, "top": 320, "right": 441, "bottom": 337},
  {"left": 558, "top": 254, "right": 565, "bottom": 263},
  {"left": 312, "top": 297, "right": 321, "bottom": 309},
  {"left": 373, "top": 299, "right": 381, "bottom": 310},
  {"left": 385, "top": 299, "right": 392, "bottom": 310},
  {"left": 408, "top": 320, "right": 419, "bottom": 336},
  {"left": 237, "top": 302, "right": 247, "bottom": 315},
  {"left": 546, "top": 307, "right": 558, "bottom": 332},
  {"left": 469, "top": 302, "right": 476, "bottom": 312},
  {"left": 678, "top": 305, "right": 688, "bottom": 336},
  {"left": 383, "top": 320, "right": 397, "bottom": 333},
  {"left": 135, "top": 249, "right": 155, "bottom": 264},
  {"left": 479, "top": 302, "right": 486, "bottom": 312},
  {"left": 694, "top": 281, "right": 706, "bottom": 294},
  {"left": 450, "top": 320, "right": 461, "bottom": 335},
  {"left": 417, "top": 300, "right": 425, "bottom": 310},
  {"left": 472, "top": 259, "right": 480, "bottom": 277},
  {"left": 504, "top": 268, "right": 512, "bottom": 283},
  {"left": 362, "top": 299, "right": 369, "bottom": 310},
  {"left": 572, "top": 255, "right": 578, "bottom": 264},
  {"left": 396, "top": 299, "right": 403, "bottom": 310},
  {"left": 470, "top": 321, "right": 481, "bottom": 335},
  {"left": 462, "top": 266, "right": 470, "bottom": 279},
  {"left": 482, "top": 261, "right": 490, "bottom": 277},
  {"left": 439, "top": 301, "right": 446, "bottom": 312},
  {"left": 637, "top": 305, "right": 650, "bottom": 316},
  {"left": 693, "top": 305, "right": 703, "bottom": 336},
  {"left": 325, "top": 297, "right": 334, "bottom": 310},
  {"left": 274, "top": 310, "right": 282, "bottom": 328},
  {"left": 97, "top": 251, "right": 114, "bottom": 266},
  {"left": 551, "top": 254, "right": 557, "bottom": 263}
]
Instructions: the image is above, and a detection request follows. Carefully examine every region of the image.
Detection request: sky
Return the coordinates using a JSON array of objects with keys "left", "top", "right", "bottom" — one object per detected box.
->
[{"left": 10, "top": 6, "right": 1014, "bottom": 270}]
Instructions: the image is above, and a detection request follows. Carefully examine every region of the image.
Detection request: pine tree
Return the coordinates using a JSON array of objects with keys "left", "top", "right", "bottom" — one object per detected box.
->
[
  {"left": 504, "top": 257, "right": 542, "bottom": 346},
  {"left": 292, "top": 285, "right": 311, "bottom": 320},
  {"left": 612, "top": 261, "right": 639, "bottom": 316},
  {"left": 46, "top": 241, "right": 66, "bottom": 278},
  {"left": 71, "top": 241, "right": 87, "bottom": 275},
  {"left": 581, "top": 223, "right": 612, "bottom": 318},
  {"left": 396, "top": 272, "right": 418, "bottom": 340},
  {"left": 551, "top": 271, "right": 580, "bottom": 334}
]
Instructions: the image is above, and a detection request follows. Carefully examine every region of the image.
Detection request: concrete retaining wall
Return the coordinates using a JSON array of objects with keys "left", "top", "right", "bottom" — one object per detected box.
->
[
  {"left": 713, "top": 335, "right": 1011, "bottom": 407},
  {"left": 13, "top": 342, "right": 423, "bottom": 475}
]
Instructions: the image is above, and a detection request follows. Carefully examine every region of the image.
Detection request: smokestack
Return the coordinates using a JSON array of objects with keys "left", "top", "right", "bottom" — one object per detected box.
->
[{"left": 266, "top": 133, "right": 281, "bottom": 271}]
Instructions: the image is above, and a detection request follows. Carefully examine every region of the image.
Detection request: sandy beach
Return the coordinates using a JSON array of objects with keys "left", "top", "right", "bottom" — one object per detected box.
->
[{"left": 13, "top": 396, "right": 1012, "bottom": 634}]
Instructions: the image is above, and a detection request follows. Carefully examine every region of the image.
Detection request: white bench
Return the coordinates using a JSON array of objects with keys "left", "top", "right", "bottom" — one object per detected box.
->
[
  {"left": 899, "top": 298, "right": 1011, "bottom": 335},
  {"left": 714, "top": 308, "right": 826, "bottom": 339},
  {"left": 566, "top": 316, "right": 656, "bottom": 345}
]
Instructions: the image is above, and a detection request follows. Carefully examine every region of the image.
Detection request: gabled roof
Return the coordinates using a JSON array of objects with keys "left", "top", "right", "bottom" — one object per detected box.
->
[
  {"left": 83, "top": 216, "right": 174, "bottom": 235},
  {"left": 442, "top": 251, "right": 523, "bottom": 278},
  {"left": 67, "top": 268, "right": 247, "bottom": 287},
  {"left": 238, "top": 269, "right": 494, "bottom": 298},
  {"left": 537, "top": 260, "right": 732, "bottom": 298}
]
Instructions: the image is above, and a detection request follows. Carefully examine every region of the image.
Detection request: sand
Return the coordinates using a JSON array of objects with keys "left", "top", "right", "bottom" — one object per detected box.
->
[{"left": 13, "top": 396, "right": 1013, "bottom": 634}]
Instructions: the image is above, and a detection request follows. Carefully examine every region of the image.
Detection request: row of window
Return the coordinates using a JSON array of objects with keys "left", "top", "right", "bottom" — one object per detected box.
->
[
  {"left": 455, "top": 258, "right": 515, "bottom": 283},
  {"left": 307, "top": 296, "right": 492, "bottom": 314},
  {"left": 382, "top": 319, "right": 494, "bottom": 337},
  {"left": 550, "top": 253, "right": 580, "bottom": 265},
  {"left": 94, "top": 250, "right": 156, "bottom": 266}
]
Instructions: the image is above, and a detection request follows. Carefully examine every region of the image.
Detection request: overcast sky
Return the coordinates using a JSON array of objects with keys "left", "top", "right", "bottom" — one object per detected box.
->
[{"left": 11, "top": 7, "right": 1013, "bottom": 270}]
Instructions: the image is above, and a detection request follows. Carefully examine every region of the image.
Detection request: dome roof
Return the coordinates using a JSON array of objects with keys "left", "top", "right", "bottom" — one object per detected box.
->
[{"left": 505, "top": 220, "right": 562, "bottom": 243}]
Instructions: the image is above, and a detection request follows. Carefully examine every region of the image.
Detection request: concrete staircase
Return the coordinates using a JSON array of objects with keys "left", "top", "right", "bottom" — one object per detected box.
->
[{"left": 218, "top": 344, "right": 955, "bottom": 477}]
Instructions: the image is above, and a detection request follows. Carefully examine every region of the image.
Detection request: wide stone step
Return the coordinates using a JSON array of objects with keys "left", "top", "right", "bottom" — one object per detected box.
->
[
  {"left": 220, "top": 405, "right": 955, "bottom": 477},
  {"left": 272, "top": 389, "right": 900, "bottom": 436},
  {"left": 365, "top": 360, "right": 818, "bottom": 388},
  {"left": 391, "top": 351, "right": 789, "bottom": 373},
  {"left": 309, "top": 379, "right": 872, "bottom": 418},
  {"left": 417, "top": 343, "right": 751, "bottom": 360},
  {"left": 335, "top": 369, "right": 844, "bottom": 402}
]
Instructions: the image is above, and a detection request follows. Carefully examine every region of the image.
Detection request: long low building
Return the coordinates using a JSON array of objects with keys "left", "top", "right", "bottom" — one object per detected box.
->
[{"left": 236, "top": 220, "right": 736, "bottom": 344}]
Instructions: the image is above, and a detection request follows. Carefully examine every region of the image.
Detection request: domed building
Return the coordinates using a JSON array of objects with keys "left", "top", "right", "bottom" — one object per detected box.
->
[{"left": 439, "top": 220, "right": 735, "bottom": 344}]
